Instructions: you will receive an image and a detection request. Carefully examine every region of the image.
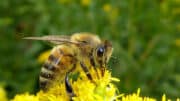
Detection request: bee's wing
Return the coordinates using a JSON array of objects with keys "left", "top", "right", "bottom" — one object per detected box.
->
[{"left": 23, "top": 35, "right": 80, "bottom": 45}]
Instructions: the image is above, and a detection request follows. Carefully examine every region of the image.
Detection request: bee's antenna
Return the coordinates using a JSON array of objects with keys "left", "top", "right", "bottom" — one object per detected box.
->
[
  {"left": 22, "top": 37, "right": 45, "bottom": 40},
  {"left": 109, "top": 56, "right": 121, "bottom": 65}
]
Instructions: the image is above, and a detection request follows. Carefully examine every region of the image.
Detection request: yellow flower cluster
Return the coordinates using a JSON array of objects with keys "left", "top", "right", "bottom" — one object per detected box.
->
[
  {"left": 0, "top": 87, "right": 7, "bottom": 101},
  {"left": 12, "top": 93, "right": 38, "bottom": 101},
  {"left": 0, "top": 68, "right": 179, "bottom": 101},
  {"left": 121, "top": 90, "right": 180, "bottom": 101},
  {"left": 121, "top": 89, "right": 156, "bottom": 101},
  {"left": 11, "top": 68, "right": 119, "bottom": 101},
  {"left": 9, "top": 67, "right": 180, "bottom": 101}
]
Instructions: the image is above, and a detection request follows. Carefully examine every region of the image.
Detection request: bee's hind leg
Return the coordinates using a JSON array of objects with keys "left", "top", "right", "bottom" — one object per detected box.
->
[{"left": 65, "top": 73, "right": 75, "bottom": 101}]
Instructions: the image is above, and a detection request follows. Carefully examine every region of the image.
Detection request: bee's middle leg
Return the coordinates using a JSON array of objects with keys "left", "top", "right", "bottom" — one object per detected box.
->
[{"left": 65, "top": 73, "right": 75, "bottom": 101}]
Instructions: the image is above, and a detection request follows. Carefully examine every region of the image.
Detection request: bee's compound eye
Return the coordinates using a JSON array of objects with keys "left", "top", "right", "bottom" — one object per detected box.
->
[{"left": 97, "top": 47, "right": 104, "bottom": 57}]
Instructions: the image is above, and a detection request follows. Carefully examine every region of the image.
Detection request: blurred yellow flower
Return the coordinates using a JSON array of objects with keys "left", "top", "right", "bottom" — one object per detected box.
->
[
  {"left": 175, "top": 39, "right": 180, "bottom": 47},
  {"left": 174, "top": 0, "right": 180, "bottom": 3},
  {"left": 177, "top": 24, "right": 180, "bottom": 31},
  {"left": 0, "top": 87, "right": 7, "bottom": 101},
  {"left": 172, "top": 8, "right": 180, "bottom": 15},
  {"left": 103, "top": 4, "right": 119, "bottom": 22},
  {"left": 160, "top": 1, "right": 168, "bottom": 14},
  {"left": 110, "top": 8, "right": 119, "bottom": 22},
  {"left": 37, "top": 50, "right": 51, "bottom": 63},
  {"left": 103, "top": 4, "right": 112, "bottom": 13},
  {"left": 162, "top": 94, "right": 166, "bottom": 101},
  {"left": 81, "top": 0, "right": 91, "bottom": 6}
]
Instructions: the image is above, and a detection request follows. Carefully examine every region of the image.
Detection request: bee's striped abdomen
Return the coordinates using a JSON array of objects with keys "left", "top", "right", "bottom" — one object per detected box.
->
[
  {"left": 39, "top": 45, "right": 76, "bottom": 91},
  {"left": 39, "top": 54, "right": 60, "bottom": 90},
  {"left": 43, "top": 62, "right": 57, "bottom": 72}
]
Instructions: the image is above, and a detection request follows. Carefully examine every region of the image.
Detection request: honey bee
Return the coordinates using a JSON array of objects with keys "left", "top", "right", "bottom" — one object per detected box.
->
[{"left": 24, "top": 32, "right": 113, "bottom": 97}]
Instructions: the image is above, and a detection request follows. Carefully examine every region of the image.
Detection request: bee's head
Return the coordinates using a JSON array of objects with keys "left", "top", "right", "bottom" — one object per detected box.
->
[{"left": 92, "top": 40, "right": 113, "bottom": 68}]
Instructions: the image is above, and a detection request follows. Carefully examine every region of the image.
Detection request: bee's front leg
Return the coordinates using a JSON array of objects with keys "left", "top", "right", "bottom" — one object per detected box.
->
[
  {"left": 80, "top": 62, "right": 93, "bottom": 81},
  {"left": 65, "top": 73, "right": 75, "bottom": 101}
]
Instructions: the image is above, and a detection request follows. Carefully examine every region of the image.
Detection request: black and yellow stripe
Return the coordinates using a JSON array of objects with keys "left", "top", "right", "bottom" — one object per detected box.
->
[{"left": 39, "top": 54, "right": 60, "bottom": 90}]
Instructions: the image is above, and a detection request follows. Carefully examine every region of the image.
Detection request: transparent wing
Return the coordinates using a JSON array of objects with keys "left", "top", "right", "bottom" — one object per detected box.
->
[{"left": 23, "top": 35, "right": 80, "bottom": 45}]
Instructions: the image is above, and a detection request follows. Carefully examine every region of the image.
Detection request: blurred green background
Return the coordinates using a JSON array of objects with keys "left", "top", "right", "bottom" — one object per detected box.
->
[{"left": 0, "top": 0, "right": 179, "bottom": 100}]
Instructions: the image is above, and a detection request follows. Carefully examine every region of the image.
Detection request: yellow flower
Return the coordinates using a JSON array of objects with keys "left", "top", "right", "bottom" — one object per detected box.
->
[
  {"left": 72, "top": 68, "right": 119, "bottom": 101},
  {"left": 172, "top": 8, "right": 180, "bottom": 15},
  {"left": 81, "top": 0, "right": 91, "bottom": 6},
  {"left": 102, "top": 4, "right": 119, "bottom": 22},
  {"left": 175, "top": 39, "right": 180, "bottom": 47},
  {"left": 174, "top": 0, "right": 180, "bottom": 3},
  {"left": 0, "top": 87, "right": 7, "bottom": 101},
  {"left": 162, "top": 94, "right": 166, "bottom": 101},
  {"left": 177, "top": 24, "right": 180, "bottom": 31},
  {"left": 37, "top": 50, "right": 51, "bottom": 63},
  {"left": 11, "top": 93, "right": 39, "bottom": 101},
  {"left": 11, "top": 68, "right": 120, "bottom": 101},
  {"left": 121, "top": 89, "right": 156, "bottom": 101},
  {"left": 160, "top": 1, "right": 168, "bottom": 14},
  {"left": 109, "top": 8, "right": 119, "bottom": 22},
  {"left": 10, "top": 66, "right": 180, "bottom": 101},
  {"left": 103, "top": 4, "right": 112, "bottom": 13}
]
